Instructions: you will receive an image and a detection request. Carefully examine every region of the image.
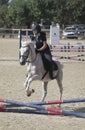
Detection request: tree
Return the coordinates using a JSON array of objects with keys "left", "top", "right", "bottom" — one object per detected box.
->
[
  {"left": 0, "top": 4, "right": 8, "bottom": 27},
  {"left": 7, "top": 0, "right": 33, "bottom": 28},
  {"left": 0, "top": 0, "right": 85, "bottom": 28},
  {"left": 0, "top": 0, "right": 9, "bottom": 5}
]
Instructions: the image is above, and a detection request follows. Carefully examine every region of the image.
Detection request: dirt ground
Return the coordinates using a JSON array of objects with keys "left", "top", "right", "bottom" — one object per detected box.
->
[{"left": 0, "top": 38, "right": 85, "bottom": 130}]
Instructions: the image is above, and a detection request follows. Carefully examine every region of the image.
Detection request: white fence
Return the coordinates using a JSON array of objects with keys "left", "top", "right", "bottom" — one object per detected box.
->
[
  {"left": 0, "top": 28, "right": 85, "bottom": 39},
  {"left": 0, "top": 28, "right": 50, "bottom": 39},
  {"left": 0, "top": 28, "right": 19, "bottom": 38}
]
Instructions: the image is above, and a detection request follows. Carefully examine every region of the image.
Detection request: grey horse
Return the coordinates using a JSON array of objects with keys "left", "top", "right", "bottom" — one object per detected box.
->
[{"left": 19, "top": 41, "right": 63, "bottom": 101}]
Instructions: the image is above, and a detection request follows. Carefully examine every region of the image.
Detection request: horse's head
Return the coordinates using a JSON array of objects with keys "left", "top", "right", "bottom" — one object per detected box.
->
[
  {"left": 19, "top": 41, "right": 30, "bottom": 65},
  {"left": 19, "top": 41, "right": 36, "bottom": 65}
]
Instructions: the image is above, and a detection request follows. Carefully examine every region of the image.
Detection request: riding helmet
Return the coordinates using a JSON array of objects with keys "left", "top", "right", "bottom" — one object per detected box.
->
[{"left": 32, "top": 24, "right": 41, "bottom": 32}]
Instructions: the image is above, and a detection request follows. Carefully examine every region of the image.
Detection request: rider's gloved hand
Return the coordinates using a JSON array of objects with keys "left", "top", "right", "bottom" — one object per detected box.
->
[
  {"left": 30, "top": 35, "right": 35, "bottom": 41},
  {"left": 35, "top": 49, "right": 40, "bottom": 53}
]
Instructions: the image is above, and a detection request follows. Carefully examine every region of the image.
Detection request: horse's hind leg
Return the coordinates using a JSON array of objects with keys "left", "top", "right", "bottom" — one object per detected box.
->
[
  {"left": 55, "top": 61, "right": 63, "bottom": 100},
  {"left": 57, "top": 78, "right": 63, "bottom": 100},
  {"left": 56, "top": 69, "right": 63, "bottom": 100},
  {"left": 41, "top": 81, "right": 48, "bottom": 101}
]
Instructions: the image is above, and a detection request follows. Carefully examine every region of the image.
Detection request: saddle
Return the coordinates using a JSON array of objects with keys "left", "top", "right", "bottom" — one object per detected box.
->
[
  {"left": 42, "top": 57, "right": 58, "bottom": 72},
  {"left": 52, "top": 60, "right": 58, "bottom": 70}
]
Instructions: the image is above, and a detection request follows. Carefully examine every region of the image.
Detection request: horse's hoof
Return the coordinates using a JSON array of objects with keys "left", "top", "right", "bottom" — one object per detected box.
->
[
  {"left": 26, "top": 89, "right": 35, "bottom": 97},
  {"left": 31, "top": 89, "right": 35, "bottom": 93},
  {"left": 27, "top": 91, "right": 31, "bottom": 97}
]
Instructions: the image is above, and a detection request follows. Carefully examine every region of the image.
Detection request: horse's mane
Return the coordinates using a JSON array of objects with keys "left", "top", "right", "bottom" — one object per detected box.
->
[{"left": 23, "top": 41, "right": 38, "bottom": 63}]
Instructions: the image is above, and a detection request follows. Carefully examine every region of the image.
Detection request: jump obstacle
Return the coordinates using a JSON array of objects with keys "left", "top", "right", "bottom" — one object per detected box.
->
[
  {"left": 52, "top": 54, "right": 85, "bottom": 61},
  {"left": 0, "top": 98, "right": 85, "bottom": 118},
  {"left": 51, "top": 44, "right": 85, "bottom": 61},
  {"left": 51, "top": 45, "right": 85, "bottom": 52}
]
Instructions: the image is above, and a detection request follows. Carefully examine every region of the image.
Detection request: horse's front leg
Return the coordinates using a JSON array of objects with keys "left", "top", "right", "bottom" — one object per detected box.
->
[
  {"left": 24, "top": 73, "right": 30, "bottom": 89},
  {"left": 41, "top": 81, "right": 48, "bottom": 101},
  {"left": 25, "top": 78, "right": 35, "bottom": 96},
  {"left": 25, "top": 75, "right": 40, "bottom": 97}
]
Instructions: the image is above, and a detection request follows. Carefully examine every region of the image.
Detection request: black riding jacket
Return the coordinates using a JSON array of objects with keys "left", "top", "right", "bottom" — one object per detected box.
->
[{"left": 31, "top": 32, "right": 51, "bottom": 55}]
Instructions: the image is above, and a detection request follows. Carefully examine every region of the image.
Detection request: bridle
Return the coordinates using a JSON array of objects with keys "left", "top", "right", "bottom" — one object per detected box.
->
[
  {"left": 20, "top": 43, "right": 37, "bottom": 63},
  {"left": 20, "top": 45, "right": 30, "bottom": 62}
]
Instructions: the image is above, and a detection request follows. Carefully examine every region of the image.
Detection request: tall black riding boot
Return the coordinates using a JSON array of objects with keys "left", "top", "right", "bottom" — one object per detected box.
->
[{"left": 49, "top": 64, "right": 54, "bottom": 79}]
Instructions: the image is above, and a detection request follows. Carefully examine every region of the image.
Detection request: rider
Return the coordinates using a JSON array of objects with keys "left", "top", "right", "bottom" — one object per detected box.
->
[{"left": 31, "top": 24, "right": 54, "bottom": 79}]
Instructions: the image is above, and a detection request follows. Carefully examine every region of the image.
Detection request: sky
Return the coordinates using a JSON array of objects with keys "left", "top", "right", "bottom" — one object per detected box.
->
[
  {"left": 0, "top": 0, "right": 12, "bottom": 4},
  {"left": 8, "top": 0, "right": 12, "bottom": 4}
]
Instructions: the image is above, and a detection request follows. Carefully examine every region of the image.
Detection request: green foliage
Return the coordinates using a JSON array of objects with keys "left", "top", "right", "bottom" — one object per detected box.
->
[
  {"left": 0, "top": 0, "right": 85, "bottom": 28},
  {"left": 7, "top": 0, "right": 32, "bottom": 27},
  {"left": 0, "top": 4, "right": 8, "bottom": 27}
]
